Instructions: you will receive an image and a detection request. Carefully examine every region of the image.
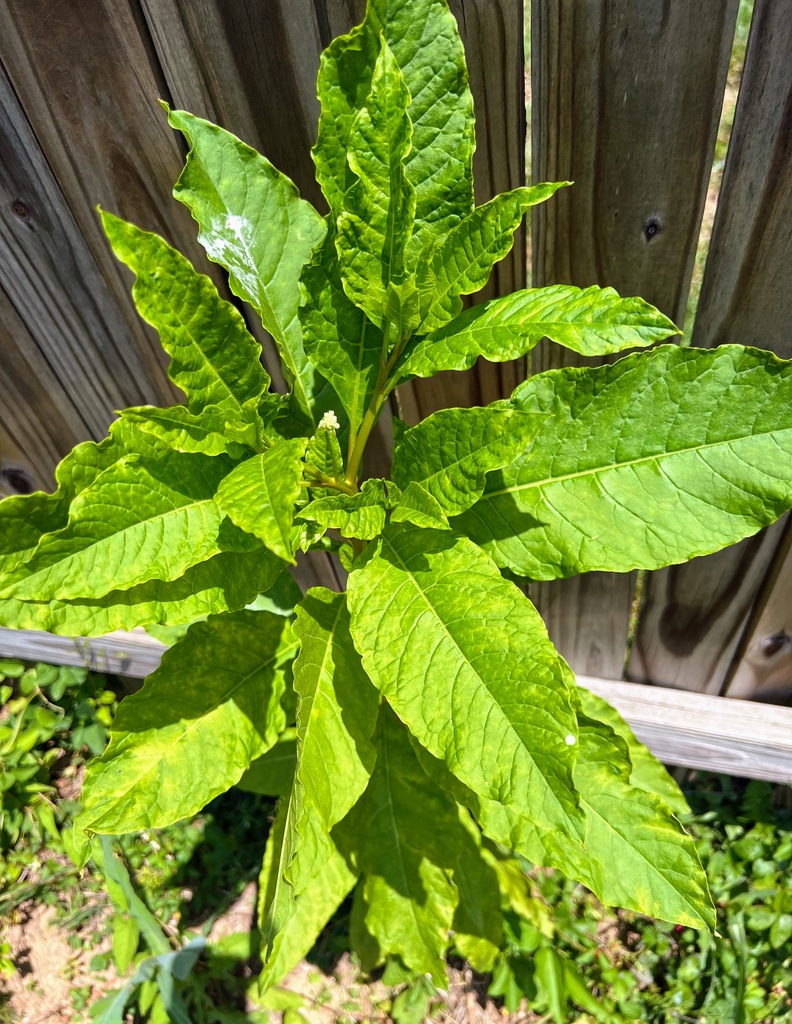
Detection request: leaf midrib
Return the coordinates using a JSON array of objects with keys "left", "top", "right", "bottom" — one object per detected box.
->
[
  {"left": 380, "top": 535, "right": 569, "bottom": 821},
  {"left": 1, "top": 495, "right": 220, "bottom": 600},
  {"left": 482, "top": 426, "right": 792, "bottom": 501}
]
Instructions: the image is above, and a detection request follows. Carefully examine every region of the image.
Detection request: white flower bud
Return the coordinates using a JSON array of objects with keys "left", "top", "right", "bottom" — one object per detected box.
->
[{"left": 318, "top": 409, "right": 340, "bottom": 431}]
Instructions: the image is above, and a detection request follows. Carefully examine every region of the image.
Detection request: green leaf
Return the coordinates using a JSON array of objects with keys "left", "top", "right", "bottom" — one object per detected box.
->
[
  {"left": 399, "top": 284, "right": 680, "bottom": 380},
  {"left": 461, "top": 345, "right": 792, "bottom": 579},
  {"left": 304, "top": 421, "right": 345, "bottom": 482},
  {"left": 0, "top": 450, "right": 234, "bottom": 602},
  {"left": 258, "top": 787, "right": 357, "bottom": 992},
  {"left": 314, "top": 0, "right": 475, "bottom": 257},
  {"left": 238, "top": 729, "right": 296, "bottom": 796},
  {"left": 298, "top": 479, "right": 388, "bottom": 540},
  {"left": 336, "top": 38, "right": 416, "bottom": 327},
  {"left": 334, "top": 707, "right": 458, "bottom": 984},
  {"left": 121, "top": 403, "right": 262, "bottom": 457},
  {"left": 112, "top": 914, "right": 141, "bottom": 975},
  {"left": 300, "top": 225, "right": 383, "bottom": 440},
  {"left": 78, "top": 610, "right": 290, "bottom": 834},
  {"left": 102, "top": 212, "right": 275, "bottom": 432},
  {"left": 452, "top": 809, "right": 502, "bottom": 972},
  {"left": 577, "top": 686, "right": 691, "bottom": 818},
  {"left": 388, "top": 482, "right": 451, "bottom": 530},
  {"left": 421, "top": 720, "right": 714, "bottom": 929},
  {"left": 391, "top": 405, "right": 543, "bottom": 518},
  {"left": 346, "top": 524, "right": 581, "bottom": 836},
  {"left": 534, "top": 947, "right": 568, "bottom": 1024},
  {"left": 216, "top": 439, "right": 308, "bottom": 562},
  {"left": 284, "top": 589, "right": 379, "bottom": 895},
  {"left": 167, "top": 108, "right": 327, "bottom": 423},
  {"left": 0, "top": 547, "right": 286, "bottom": 637},
  {"left": 418, "top": 184, "right": 568, "bottom": 333}
]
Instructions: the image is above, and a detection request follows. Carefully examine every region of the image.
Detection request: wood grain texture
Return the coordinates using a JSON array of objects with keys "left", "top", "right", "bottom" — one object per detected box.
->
[
  {"left": 728, "top": 523, "right": 792, "bottom": 703},
  {"left": 0, "top": 283, "right": 87, "bottom": 489},
  {"left": 0, "top": 63, "right": 167, "bottom": 443},
  {"left": 0, "top": 0, "right": 223, "bottom": 449},
  {"left": 630, "top": 0, "right": 792, "bottom": 696},
  {"left": 529, "top": 0, "right": 737, "bottom": 678}
]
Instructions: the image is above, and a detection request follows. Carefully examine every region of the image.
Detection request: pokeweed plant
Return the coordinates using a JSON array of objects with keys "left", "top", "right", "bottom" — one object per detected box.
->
[{"left": 2, "top": 0, "right": 792, "bottom": 990}]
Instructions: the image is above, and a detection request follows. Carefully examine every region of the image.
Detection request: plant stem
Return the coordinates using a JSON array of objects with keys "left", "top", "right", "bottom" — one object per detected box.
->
[{"left": 344, "top": 331, "right": 409, "bottom": 488}]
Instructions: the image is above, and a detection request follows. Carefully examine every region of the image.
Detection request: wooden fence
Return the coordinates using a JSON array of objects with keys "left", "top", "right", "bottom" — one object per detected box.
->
[{"left": 0, "top": 0, "right": 790, "bottom": 779}]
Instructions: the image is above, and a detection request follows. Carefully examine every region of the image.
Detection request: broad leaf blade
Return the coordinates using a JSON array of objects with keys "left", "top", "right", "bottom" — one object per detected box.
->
[
  {"left": 314, "top": 0, "right": 475, "bottom": 256},
  {"left": 122, "top": 403, "right": 262, "bottom": 457},
  {"left": 298, "top": 479, "right": 388, "bottom": 540},
  {"left": 391, "top": 405, "right": 543, "bottom": 517},
  {"left": 300, "top": 225, "right": 383, "bottom": 440},
  {"left": 78, "top": 611, "right": 290, "bottom": 834},
  {"left": 334, "top": 707, "right": 459, "bottom": 984},
  {"left": 336, "top": 38, "right": 416, "bottom": 326},
  {"left": 216, "top": 439, "right": 308, "bottom": 563},
  {"left": 418, "top": 184, "right": 567, "bottom": 332},
  {"left": 0, "top": 450, "right": 232, "bottom": 602},
  {"left": 258, "top": 791, "right": 357, "bottom": 993},
  {"left": 415, "top": 726, "right": 713, "bottom": 929},
  {"left": 346, "top": 524, "right": 581, "bottom": 836},
  {"left": 286, "top": 589, "right": 379, "bottom": 894},
  {"left": 0, "top": 547, "right": 286, "bottom": 637},
  {"left": 102, "top": 212, "right": 275, "bottom": 427},
  {"left": 167, "top": 109, "right": 327, "bottom": 422},
  {"left": 400, "top": 284, "right": 679, "bottom": 380},
  {"left": 461, "top": 345, "right": 792, "bottom": 579},
  {"left": 238, "top": 730, "right": 296, "bottom": 797}
]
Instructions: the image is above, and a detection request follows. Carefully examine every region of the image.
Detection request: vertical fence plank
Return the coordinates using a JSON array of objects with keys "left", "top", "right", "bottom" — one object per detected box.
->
[
  {"left": 0, "top": 64, "right": 168, "bottom": 443},
  {"left": 0, "top": 0, "right": 233, "bottom": 465},
  {"left": 529, "top": 0, "right": 738, "bottom": 678},
  {"left": 630, "top": 0, "right": 792, "bottom": 695}
]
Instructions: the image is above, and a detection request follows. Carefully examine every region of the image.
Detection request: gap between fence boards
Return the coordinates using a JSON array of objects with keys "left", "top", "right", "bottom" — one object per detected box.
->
[{"left": 0, "top": 626, "right": 790, "bottom": 786}]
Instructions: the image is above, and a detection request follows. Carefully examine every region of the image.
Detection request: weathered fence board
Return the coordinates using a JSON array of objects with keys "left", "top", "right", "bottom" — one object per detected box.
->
[
  {"left": 529, "top": 0, "right": 739, "bottom": 678},
  {"left": 0, "top": 63, "right": 163, "bottom": 439},
  {"left": 728, "top": 522, "right": 792, "bottom": 702},
  {"left": 630, "top": 0, "right": 792, "bottom": 696}
]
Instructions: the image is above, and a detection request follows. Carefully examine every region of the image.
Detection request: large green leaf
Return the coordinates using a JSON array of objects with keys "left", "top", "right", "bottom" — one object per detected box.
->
[
  {"left": 418, "top": 184, "right": 567, "bottom": 333},
  {"left": 460, "top": 345, "right": 792, "bottom": 579},
  {"left": 216, "top": 440, "right": 308, "bottom": 563},
  {"left": 167, "top": 109, "right": 326, "bottom": 422},
  {"left": 414, "top": 724, "right": 714, "bottom": 929},
  {"left": 399, "top": 284, "right": 679, "bottom": 380},
  {"left": 452, "top": 809, "right": 502, "bottom": 972},
  {"left": 0, "top": 547, "right": 286, "bottom": 637},
  {"left": 336, "top": 39, "right": 416, "bottom": 328},
  {"left": 314, "top": 0, "right": 475, "bottom": 257},
  {"left": 258, "top": 790, "right": 357, "bottom": 993},
  {"left": 300, "top": 225, "right": 382, "bottom": 440},
  {"left": 77, "top": 611, "right": 291, "bottom": 834},
  {"left": 334, "top": 707, "right": 459, "bottom": 984},
  {"left": 102, "top": 212, "right": 275, "bottom": 437},
  {"left": 284, "top": 589, "right": 379, "bottom": 895},
  {"left": 121, "top": 403, "right": 263, "bottom": 457},
  {"left": 0, "top": 450, "right": 234, "bottom": 603},
  {"left": 391, "top": 405, "right": 543, "bottom": 519},
  {"left": 346, "top": 524, "right": 581, "bottom": 836},
  {"left": 298, "top": 479, "right": 388, "bottom": 540}
]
